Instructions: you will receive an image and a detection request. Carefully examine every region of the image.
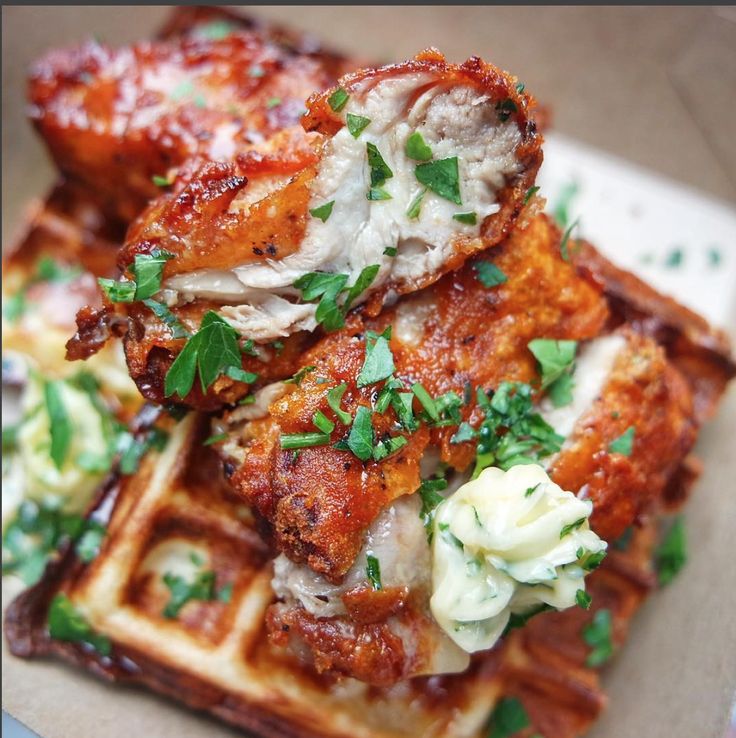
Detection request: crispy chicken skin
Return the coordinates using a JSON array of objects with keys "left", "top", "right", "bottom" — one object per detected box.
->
[
  {"left": 74, "top": 51, "right": 542, "bottom": 410},
  {"left": 225, "top": 216, "right": 608, "bottom": 582},
  {"left": 28, "top": 30, "right": 349, "bottom": 222}
]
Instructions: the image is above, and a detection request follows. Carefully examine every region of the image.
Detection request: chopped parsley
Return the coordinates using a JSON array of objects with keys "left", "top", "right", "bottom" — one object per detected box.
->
[
  {"left": 655, "top": 516, "right": 687, "bottom": 586},
  {"left": 559, "top": 218, "right": 579, "bottom": 262},
  {"left": 415, "top": 157, "right": 461, "bottom": 205},
  {"left": 357, "top": 329, "right": 395, "bottom": 388},
  {"left": 366, "top": 141, "right": 394, "bottom": 200},
  {"left": 2, "top": 501, "right": 85, "bottom": 585},
  {"left": 664, "top": 247, "right": 684, "bottom": 268},
  {"left": 366, "top": 554, "right": 382, "bottom": 590},
  {"left": 707, "top": 246, "right": 722, "bottom": 268},
  {"left": 576, "top": 589, "right": 592, "bottom": 610},
  {"left": 346, "top": 405, "right": 374, "bottom": 461},
  {"left": 285, "top": 365, "right": 316, "bottom": 386},
  {"left": 405, "top": 131, "right": 432, "bottom": 161},
  {"left": 309, "top": 200, "right": 335, "bottom": 222},
  {"left": 312, "top": 410, "right": 335, "bottom": 436},
  {"left": 44, "top": 380, "right": 72, "bottom": 470},
  {"left": 372, "top": 434, "right": 408, "bottom": 462},
  {"left": 266, "top": 97, "right": 281, "bottom": 109},
  {"left": 75, "top": 522, "right": 107, "bottom": 563},
  {"left": 608, "top": 426, "right": 635, "bottom": 456},
  {"left": 495, "top": 98, "right": 518, "bottom": 123},
  {"left": 118, "top": 427, "right": 168, "bottom": 475},
  {"left": 418, "top": 475, "right": 448, "bottom": 541},
  {"left": 162, "top": 568, "right": 223, "bottom": 619},
  {"left": 328, "top": 87, "right": 349, "bottom": 112},
  {"left": 48, "top": 594, "right": 111, "bottom": 656},
  {"left": 453, "top": 211, "right": 477, "bottom": 225},
  {"left": 503, "top": 603, "right": 554, "bottom": 635},
  {"left": 560, "top": 517, "right": 586, "bottom": 538},
  {"left": 98, "top": 249, "right": 173, "bottom": 303},
  {"left": 248, "top": 64, "right": 265, "bottom": 78},
  {"left": 523, "top": 185, "right": 540, "bottom": 205},
  {"left": 327, "top": 382, "right": 352, "bottom": 424},
  {"left": 383, "top": 247, "right": 398, "bottom": 257},
  {"left": 203, "top": 432, "right": 228, "bottom": 446},
  {"left": 164, "top": 311, "right": 256, "bottom": 399},
  {"left": 474, "top": 261, "right": 507, "bottom": 288},
  {"left": 346, "top": 113, "right": 371, "bottom": 138},
  {"left": 470, "top": 381, "right": 564, "bottom": 478},
  {"left": 527, "top": 338, "right": 578, "bottom": 396},
  {"left": 580, "top": 550, "right": 607, "bottom": 571},
  {"left": 142, "top": 299, "right": 190, "bottom": 339},
  {"left": 152, "top": 174, "right": 173, "bottom": 187},
  {"left": 552, "top": 181, "right": 579, "bottom": 228},
  {"left": 406, "top": 189, "right": 426, "bottom": 219},
  {"left": 582, "top": 608, "right": 614, "bottom": 667},
  {"left": 195, "top": 19, "right": 235, "bottom": 40},
  {"left": 486, "top": 696, "right": 530, "bottom": 738},
  {"left": 294, "top": 265, "right": 379, "bottom": 331}
]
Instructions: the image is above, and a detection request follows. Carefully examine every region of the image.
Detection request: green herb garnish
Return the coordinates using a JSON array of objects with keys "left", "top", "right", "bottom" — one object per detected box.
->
[
  {"left": 576, "top": 589, "right": 592, "bottom": 610},
  {"left": 527, "top": 338, "right": 577, "bottom": 390},
  {"left": 142, "top": 299, "right": 190, "bottom": 339},
  {"left": 495, "top": 98, "right": 518, "bottom": 123},
  {"left": 162, "top": 569, "right": 217, "bottom": 619},
  {"left": 357, "top": 329, "right": 395, "bottom": 388},
  {"left": 523, "top": 185, "right": 540, "bottom": 205},
  {"left": 309, "top": 200, "right": 335, "bottom": 222},
  {"left": 453, "top": 211, "right": 477, "bottom": 225},
  {"left": 328, "top": 88, "right": 349, "bottom": 112},
  {"left": 415, "top": 157, "right": 461, "bottom": 205},
  {"left": 405, "top": 131, "right": 432, "bottom": 161},
  {"left": 366, "top": 554, "right": 382, "bottom": 590},
  {"left": 44, "top": 380, "right": 72, "bottom": 470},
  {"left": 486, "top": 696, "right": 529, "bottom": 738},
  {"left": 327, "top": 383, "right": 352, "bottom": 424},
  {"left": 346, "top": 113, "right": 371, "bottom": 138},
  {"left": 582, "top": 608, "right": 614, "bottom": 667},
  {"left": 474, "top": 261, "right": 507, "bottom": 288},
  {"left": 346, "top": 405, "right": 374, "bottom": 461},
  {"left": 406, "top": 189, "right": 426, "bottom": 219},
  {"left": 48, "top": 594, "right": 111, "bottom": 656},
  {"left": 655, "top": 516, "right": 687, "bottom": 586},
  {"left": 608, "top": 426, "right": 635, "bottom": 456}
]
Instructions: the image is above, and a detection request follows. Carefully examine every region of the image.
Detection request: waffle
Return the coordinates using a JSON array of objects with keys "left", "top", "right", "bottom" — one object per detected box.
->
[{"left": 6, "top": 410, "right": 659, "bottom": 738}]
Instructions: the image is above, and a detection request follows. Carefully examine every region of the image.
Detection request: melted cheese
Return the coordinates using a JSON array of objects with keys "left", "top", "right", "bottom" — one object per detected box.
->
[
  {"left": 430, "top": 464, "right": 606, "bottom": 653},
  {"left": 164, "top": 72, "right": 523, "bottom": 340}
]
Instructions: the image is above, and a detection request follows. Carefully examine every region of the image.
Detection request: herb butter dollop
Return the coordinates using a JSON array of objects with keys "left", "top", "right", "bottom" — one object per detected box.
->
[{"left": 430, "top": 464, "right": 607, "bottom": 653}]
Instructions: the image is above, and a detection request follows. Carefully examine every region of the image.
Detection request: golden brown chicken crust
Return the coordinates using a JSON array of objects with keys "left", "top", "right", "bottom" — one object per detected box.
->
[
  {"left": 228, "top": 216, "right": 609, "bottom": 581},
  {"left": 28, "top": 31, "right": 347, "bottom": 222},
  {"left": 550, "top": 330, "right": 697, "bottom": 541}
]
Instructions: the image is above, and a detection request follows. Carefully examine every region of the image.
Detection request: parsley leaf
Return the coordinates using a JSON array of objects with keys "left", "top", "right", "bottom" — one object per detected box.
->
[
  {"left": 357, "top": 330, "right": 395, "bottom": 388},
  {"left": 162, "top": 569, "right": 217, "bottom": 619},
  {"left": 44, "top": 380, "right": 72, "bottom": 470},
  {"left": 411, "top": 383, "right": 439, "bottom": 422},
  {"left": 309, "top": 200, "right": 335, "bottom": 222},
  {"left": 366, "top": 142, "right": 394, "bottom": 188},
  {"left": 203, "top": 432, "right": 228, "bottom": 446},
  {"left": 343, "top": 264, "right": 380, "bottom": 312},
  {"left": 559, "top": 218, "right": 579, "bottom": 262},
  {"left": 474, "top": 261, "right": 507, "bottom": 288},
  {"left": 547, "top": 372, "right": 575, "bottom": 408},
  {"left": 280, "top": 432, "right": 330, "bottom": 450},
  {"left": 346, "top": 113, "right": 371, "bottom": 138},
  {"left": 655, "top": 516, "right": 687, "bottom": 586},
  {"left": 346, "top": 405, "right": 374, "bottom": 461},
  {"left": 130, "top": 251, "right": 173, "bottom": 300},
  {"left": 560, "top": 517, "right": 586, "bottom": 538},
  {"left": 142, "top": 299, "right": 190, "bottom": 339},
  {"left": 406, "top": 189, "right": 426, "bottom": 219},
  {"left": 118, "top": 427, "right": 168, "bottom": 475},
  {"left": 576, "top": 589, "right": 592, "bottom": 610},
  {"left": 524, "top": 185, "right": 540, "bottom": 205},
  {"left": 486, "top": 696, "right": 530, "bottom": 738},
  {"left": 608, "top": 426, "right": 635, "bottom": 456},
  {"left": 98, "top": 278, "right": 135, "bottom": 303},
  {"left": 453, "top": 211, "right": 477, "bottom": 225},
  {"left": 472, "top": 381, "right": 563, "bottom": 477},
  {"left": 418, "top": 476, "right": 448, "bottom": 541},
  {"left": 528, "top": 339, "right": 577, "bottom": 389},
  {"left": 285, "top": 365, "right": 317, "bottom": 386},
  {"left": 372, "top": 434, "right": 408, "bottom": 461},
  {"left": 48, "top": 594, "right": 111, "bottom": 656},
  {"left": 552, "top": 181, "right": 580, "bottom": 228},
  {"left": 152, "top": 174, "right": 173, "bottom": 187},
  {"left": 415, "top": 157, "right": 461, "bottom": 205},
  {"left": 328, "top": 88, "right": 349, "bottom": 112},
  {"left": 582, "top": 608, "right": 614, "bottom": 667},
  {"left": 495, "top": 98, "right": 518, "bottom": 123},
  {"left": 327, "top": 383, "right": 352, "bottom": 424},
  {"left": 405, "top": 131, "right": 432, "bottom": 161},
  {"left": 164, "top": 311, "right": 251, "bottom": 398},
  {"left": 366, "top": 554, "right": 382, "bottom": 590}
]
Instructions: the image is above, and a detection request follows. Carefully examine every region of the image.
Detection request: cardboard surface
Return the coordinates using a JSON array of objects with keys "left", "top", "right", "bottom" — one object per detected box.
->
[{"left": 2, "top": 6, "right": 736, "bottom": 738}]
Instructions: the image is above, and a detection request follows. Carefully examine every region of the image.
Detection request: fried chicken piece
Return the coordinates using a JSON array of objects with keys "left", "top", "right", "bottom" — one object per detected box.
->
[
  {"left": 28, "top": 28, "right": 351, "bottom": 222},
  {"left": 223, "top": 216, "right": 607, "bottom": 582},
  {"left": 81, "top": 50, "right": 542, "bottom": 410}
]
